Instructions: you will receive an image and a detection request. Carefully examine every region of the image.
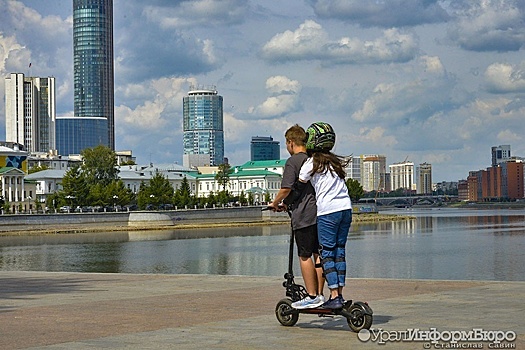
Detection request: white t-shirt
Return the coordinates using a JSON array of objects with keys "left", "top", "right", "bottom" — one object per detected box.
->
[{"left": 299, "top": 157, "right": 352, "bottom": 216}]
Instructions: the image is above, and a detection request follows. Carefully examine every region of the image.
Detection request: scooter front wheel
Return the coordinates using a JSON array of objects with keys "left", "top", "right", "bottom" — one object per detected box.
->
[
  {"left": 275, "top": 298, "right": 299, "bottom": 326},
  {"left": 346, "top": 304, "right": 373, "bottom": 332}
]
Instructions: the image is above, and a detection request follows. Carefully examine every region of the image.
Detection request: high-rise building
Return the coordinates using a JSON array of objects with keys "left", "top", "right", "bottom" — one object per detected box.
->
[
  {"left": 55, "top": 117, "right": 108, "bottom": 155},
  {"left": 491, "top": 145, "right": 511, "bottom": 166},
  {"left": 416, "top": 162, "right": 432, "bottom": 194},
  {"left": 5, "top": 73, "right": 56, "bottom": 153},
  {"left": 73, "top": 0, "right": 114, "bottom": 150},
  {"left": 360, "top": 155, "right": 387, "bottom": 192},
  {"left": 182, "top": 85, "right": 224, "bottom": 168},
  {"left": 250, "top": 136, "right": 280, "bottom": 161},
  {"left": 344, "top": 155, "right": 360, "bottom": 181},
  {"left": 390, "top": 160, "right": 415, "bottom": 192}
]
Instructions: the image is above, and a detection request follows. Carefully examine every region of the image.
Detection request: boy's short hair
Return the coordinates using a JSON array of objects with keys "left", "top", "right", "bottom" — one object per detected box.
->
[{"left": 285, "top": 124, "right": 307, "bottom": 146}]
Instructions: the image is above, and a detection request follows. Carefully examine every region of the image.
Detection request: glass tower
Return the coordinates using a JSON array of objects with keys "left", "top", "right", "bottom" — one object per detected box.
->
[
  {"left": 56, "top": 117, "right": 108, "bottom": 155},
  {"left": 183, "top": 86, "right": 224, "bottom": 168},
  {"left": 73, "top": 0, "right": 114, "bottom": 150},
  {"left": 250, "top": 136, "right": 280, "bottom": 161}
]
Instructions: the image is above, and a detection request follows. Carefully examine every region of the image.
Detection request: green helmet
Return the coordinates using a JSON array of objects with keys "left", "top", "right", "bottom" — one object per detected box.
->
[{"left": 305, "top": 122, "right": 336, "bottom": 151}]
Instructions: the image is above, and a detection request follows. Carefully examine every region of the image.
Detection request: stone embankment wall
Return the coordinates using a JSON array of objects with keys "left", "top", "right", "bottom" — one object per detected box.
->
[{"left": 0, "top": 207, "right": 290, "bottom": 232}]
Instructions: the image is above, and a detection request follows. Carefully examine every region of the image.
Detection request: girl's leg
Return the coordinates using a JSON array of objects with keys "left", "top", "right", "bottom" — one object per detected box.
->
[
  {"left": 317, "top": 212, "right": 340, "bottom": 297},
  {"left": 335, "top": 209, "right": 352, "bottom": 291}
]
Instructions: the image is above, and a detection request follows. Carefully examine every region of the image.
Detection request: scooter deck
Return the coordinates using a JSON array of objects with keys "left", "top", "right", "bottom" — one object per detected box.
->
[{"left": 289, "top": 300, "right": 353, "bottom": 315}]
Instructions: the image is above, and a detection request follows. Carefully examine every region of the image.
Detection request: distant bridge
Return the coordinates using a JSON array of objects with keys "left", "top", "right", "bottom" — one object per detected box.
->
[{"left": 370, "top": 195, "right": 458, "bottom": 207}]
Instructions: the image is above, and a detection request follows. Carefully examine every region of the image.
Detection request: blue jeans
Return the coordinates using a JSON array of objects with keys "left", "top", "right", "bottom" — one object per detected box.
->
[{"left": 317, "top": 209, "right": 352, "bottom": 290}]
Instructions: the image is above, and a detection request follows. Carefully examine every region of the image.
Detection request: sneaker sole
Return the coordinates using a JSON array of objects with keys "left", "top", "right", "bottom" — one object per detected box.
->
[{"left": 292, "top": 302, "right": 324, "bottom": 309}]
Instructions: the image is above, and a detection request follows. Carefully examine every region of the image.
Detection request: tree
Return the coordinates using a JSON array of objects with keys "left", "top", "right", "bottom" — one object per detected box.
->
[
  {"left": 239, "top": 191, "right": 247, "bottom": 206},
  {"left": 264, "top": 190, "right": 271, "bottom": 203},
  {"left": 61, "top": 165, "right": 89, "bottom": 207},
  {"left": 81, "top": 145, "right": 119, "bottom": 187},
  {"left": 106, "top": 180, "right": 134, "bottom": 207},
  {"left": 175, "top": 176, "right": 192, "bottom": 207},
  {"left": 137, "top": 172, "right": 174, "bottom": 209},
  {"left": 346, "top": 178, "right": 364, "bottom": 202},
  {"left": 215, "top": 163, "right": 231, "bottom": 192}
]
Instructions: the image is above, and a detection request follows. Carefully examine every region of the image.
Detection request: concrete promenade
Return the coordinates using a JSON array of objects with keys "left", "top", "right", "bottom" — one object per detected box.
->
[{"left": 1, "top": 271, "right": 523, "bottom": 349}]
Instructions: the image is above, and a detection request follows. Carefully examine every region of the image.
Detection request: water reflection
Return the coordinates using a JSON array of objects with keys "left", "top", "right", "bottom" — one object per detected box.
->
[{"left": 1, "top": 209, "right": 524, "bottom": 281}]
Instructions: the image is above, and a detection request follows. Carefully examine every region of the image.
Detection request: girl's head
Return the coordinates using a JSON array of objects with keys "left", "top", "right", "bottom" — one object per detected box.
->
[
  {"left": 305, "top": 122, "right": 336, "bottom": 154},
  {"left": 305, "top": 122, "right": 347, "bottom": 179}
]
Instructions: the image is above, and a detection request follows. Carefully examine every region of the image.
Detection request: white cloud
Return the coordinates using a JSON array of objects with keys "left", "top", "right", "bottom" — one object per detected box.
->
[
  {"left": 261, "top": 20, "right": 419, "bottom": 64},
  {"left": 309, "top": 0, "right": 449, "bottom": 27},
  {"left": 247, "top": 76, "right": 302, "bottom": 119},
  {"left": 484, "top": 62, "right": 525, "bottom": 93},
  {"left": 357, "top": 127, "right": 397, "bottom": 147},
  {"left": 116, "top": 76, "right": 196, "bottom": 131},
  {"left": 497, "top": 129, "right": 522, "bottom": 142},
  {"left": 420, "top": 55, "right": 445, "bottom": 75},
  {"left": 0, "top": 33, "right": 24, "bottom": 71},
  {"left": 143, "top": 0, "right": 249, "bottom": 28},
  {"left": 446, "top": 0, "right": 525, "bottom": 52}
]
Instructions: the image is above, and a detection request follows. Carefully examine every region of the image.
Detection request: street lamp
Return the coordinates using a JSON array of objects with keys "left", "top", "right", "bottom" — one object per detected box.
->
[
  {"left": 150, "top": 194, "right": 155, "bottom": 210},
  {"left": 113, "top": 195, "right": 118, "bottom": 211},
  {"left": 26, "top": 196, "right": 32, "bottom": 214},
  {"left": 65, "top": 195, "right": 75, "bottom": 213}
]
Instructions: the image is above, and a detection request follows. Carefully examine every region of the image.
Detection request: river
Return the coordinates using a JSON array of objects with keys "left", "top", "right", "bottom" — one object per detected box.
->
[{"left": 0, "top": 208, "right": 524, "bottom": 281}]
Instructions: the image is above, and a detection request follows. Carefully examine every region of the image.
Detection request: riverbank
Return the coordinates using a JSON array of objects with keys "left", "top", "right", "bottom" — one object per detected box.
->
[{"left": 0, "top": 211, "right": 413, "bottom": 236}]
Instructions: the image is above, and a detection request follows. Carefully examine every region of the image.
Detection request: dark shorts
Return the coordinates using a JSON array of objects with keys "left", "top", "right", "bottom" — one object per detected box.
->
[{"left": 294, "top": 224, "right": 319, "bottom": 258}]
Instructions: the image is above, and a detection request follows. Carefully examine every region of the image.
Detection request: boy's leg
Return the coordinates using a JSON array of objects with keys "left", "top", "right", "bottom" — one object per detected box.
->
[
  {"left": 295, "top": 225, "right": 319, "bottom": 296},
  {"left": 314, "top": 254, "right": 325, "bottom": 296},
  {"left": 299, "top": 256, "right": 318, "bottom": 296}
]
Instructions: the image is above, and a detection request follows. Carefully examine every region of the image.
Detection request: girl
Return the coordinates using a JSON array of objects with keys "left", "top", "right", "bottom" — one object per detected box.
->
[{"left": 298, "top": 122, "right": 352, "bottom": 309}]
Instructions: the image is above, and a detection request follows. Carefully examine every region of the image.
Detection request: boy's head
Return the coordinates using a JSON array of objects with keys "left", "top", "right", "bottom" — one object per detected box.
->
[{"left": 285, "top": 124, "right": 307, "bottom": 146}]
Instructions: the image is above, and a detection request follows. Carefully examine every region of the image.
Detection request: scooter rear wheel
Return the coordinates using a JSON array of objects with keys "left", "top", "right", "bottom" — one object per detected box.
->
[
  {"left": 275, "top": 298, "right": 299, "bottom": 326},
  {"left": 346, "top": 304, "right": 373, "bottom": 332}
]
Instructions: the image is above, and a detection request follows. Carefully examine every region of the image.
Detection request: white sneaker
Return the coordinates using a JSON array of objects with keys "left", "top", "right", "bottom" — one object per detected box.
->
[{"left": 292, "top": 295, "right": 324, "bottom": 309}]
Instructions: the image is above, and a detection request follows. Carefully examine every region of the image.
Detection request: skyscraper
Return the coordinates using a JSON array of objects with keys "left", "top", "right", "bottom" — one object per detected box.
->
[
  {"left": 491, "top": 145, "right": 511, "bottom": 166},
  {"left": 416, "top": 162, "right": 432, "bottom": 194},
  {"left": 5, "top": 73, "right": 56, "bottom": 153},
  {"left": 389, "top": 160, "right": 415, "bottom": 192},
  {"left": 360, "top": 154, "right": 387, "bottom": 192},
  {"left": 73, "top": 0, "right": 114, "bottom": 150},
  {"left": 250, "top": 136, "right": 280, "bottom": 161},
  {"left": 183, "top": 85, "right": 224, "bottom": 168}
]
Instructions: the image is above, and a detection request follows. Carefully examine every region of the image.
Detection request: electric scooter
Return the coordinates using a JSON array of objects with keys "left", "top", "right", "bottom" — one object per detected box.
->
[{"left": 269, "top": 207, "right": 373, "bottom": 332}]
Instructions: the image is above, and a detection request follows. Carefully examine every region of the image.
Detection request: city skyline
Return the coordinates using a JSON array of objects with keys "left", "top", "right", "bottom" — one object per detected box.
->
[{"left": 1, "top": 1, "right": 525, "bottom": 182}]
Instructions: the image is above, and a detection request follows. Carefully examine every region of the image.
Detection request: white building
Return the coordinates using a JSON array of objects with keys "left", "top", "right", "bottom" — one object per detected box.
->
[
  {"left": 0, "top": 144, "right": 34, "bottom": 212},
  {"left": 390, "top": 161, "right": 415, "bottom": 191},
  {"left": 5, "top": 73, "right": 56, "bottom": 153},
  {"left": 360, "top": 155, "right": 387, "bottom": 192},
  {"left": 196, "top": 168, "right": 282, "bottom": 202},
  {"left": 25, "top": 160, "right": 285, "bottom": 205},
  {"left": 344, "top": 155, "right": 361, "bottom": 182}
]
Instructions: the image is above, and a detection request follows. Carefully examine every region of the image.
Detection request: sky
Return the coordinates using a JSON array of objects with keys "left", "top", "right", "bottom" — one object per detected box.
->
[{"left": 1, "top": 0, "right": 525, "bottom": 182}]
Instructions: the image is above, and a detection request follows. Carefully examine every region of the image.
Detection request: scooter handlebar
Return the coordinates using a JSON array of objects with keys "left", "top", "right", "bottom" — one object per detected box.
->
[{"left": 262, "top": 204, "right": 286, "bottom": 212}]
